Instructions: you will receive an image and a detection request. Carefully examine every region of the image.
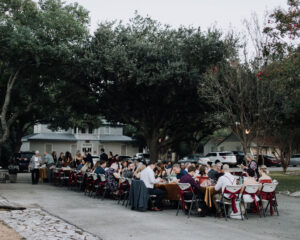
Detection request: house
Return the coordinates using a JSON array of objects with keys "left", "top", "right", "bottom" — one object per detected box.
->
[
  {"left": 203, "top": 132, "right": 280, "bottom": 156},
  {"left": 21, "top": 122, "right": 138, "bottom": 157}
]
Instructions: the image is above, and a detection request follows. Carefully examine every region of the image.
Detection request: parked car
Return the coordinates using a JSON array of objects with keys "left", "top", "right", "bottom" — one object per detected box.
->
[
  {"left": 118, "top": 155, "right": 132, "bottom": 162},
  {"left": 133, "top": 153, "right": 150, "bottom": 164},
  {"left": 178, "top": 154, "right": 210, "bottom": 165},
  {"left": 256, "top": 155, "right": 281, "bottom": 167},
  {"left": 232, "top": 151, "right": 245, "bottom": 165},
  {"left": 205, "top": 151, "right": 237, "bottom": 166},
  {"left": 289, "top": 154, "right": 300, "bottom": 166},
  {"left": 15, "top": 151, "right": 35, "bottom": 172}
]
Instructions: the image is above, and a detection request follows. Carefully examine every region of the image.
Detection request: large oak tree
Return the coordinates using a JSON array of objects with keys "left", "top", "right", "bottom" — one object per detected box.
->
[
  {"left": 0, "top": 0, "right": 90, "bottom": 160},
  {"left": 87, "top": 15, "right": 233, "bottom": 162}
]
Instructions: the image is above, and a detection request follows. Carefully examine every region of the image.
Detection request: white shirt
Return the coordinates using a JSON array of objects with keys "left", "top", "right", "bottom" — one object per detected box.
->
[
  {"left": 140, "top": 166, "right": 160, "bottom": 189},
  {"left": 33, "top": 156, "right": 40, "bottom": 169},
  {"left": 214, "top": 172, "right": 236, "bottom": 193}
]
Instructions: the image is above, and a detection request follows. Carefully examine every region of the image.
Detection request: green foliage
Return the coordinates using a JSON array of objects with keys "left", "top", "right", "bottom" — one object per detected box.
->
[
  {"left": 0, "top": 0, "right": 91, "bottom": 156},
  {"left": 263, "top": 0, "right": 299, "bottom": 59},
  {"left": 87, "top": 14, "right": 233, "bottom": 160}
]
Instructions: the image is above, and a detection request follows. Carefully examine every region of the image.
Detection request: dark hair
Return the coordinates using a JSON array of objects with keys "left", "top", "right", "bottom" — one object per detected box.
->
[
  {"left": 247, "top": 168, "right": 255, "bottom": 177},
  {"left": 101, "top": 148, "right": 105, "bottom": 152},
  {"left": 99, "top": 160, "right": 106, "bottom": 165},
  {"left": 215, "top": 160, "right": 221, "bottom": 164},
  {"left": 199, "top": 166, "right": 206, "bottom": 176},
  {"left": 188, "top": 166, "right": 196, "bottom": 173},
  {"left": 148, "top": 160, "right": 156, "bottom": 166}
]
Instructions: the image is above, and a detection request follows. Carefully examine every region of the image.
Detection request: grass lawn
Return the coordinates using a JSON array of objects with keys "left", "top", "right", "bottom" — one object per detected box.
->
[{"left": 270, "top": 171, "right": 300, "bottom": 193}]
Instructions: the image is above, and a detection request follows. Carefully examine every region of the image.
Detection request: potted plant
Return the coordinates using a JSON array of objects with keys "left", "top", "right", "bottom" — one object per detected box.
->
[{"left": 8, "top": 163, "right": 19, "bottom": 183}]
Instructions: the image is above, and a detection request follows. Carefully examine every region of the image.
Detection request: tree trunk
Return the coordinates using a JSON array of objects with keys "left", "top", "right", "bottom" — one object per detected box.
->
[
  {"left": 147, "top": 133, "right": 160, "bottom": 163},
  {"left": 0, "top": 69, "right": 20, "bottom": 146}
]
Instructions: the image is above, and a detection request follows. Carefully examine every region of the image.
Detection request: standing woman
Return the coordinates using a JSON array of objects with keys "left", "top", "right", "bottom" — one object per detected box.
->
[
  {"left": 241, "top": 153, "right": 259, "bottom": 179},
  {"left": 29, "top": 151, "right": 42, "bottom": 184}
]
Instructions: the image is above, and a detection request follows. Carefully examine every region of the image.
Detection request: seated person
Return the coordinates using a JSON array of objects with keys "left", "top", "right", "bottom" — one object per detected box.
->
[
  {"left": 241, "top": 168, "right": 261, "bottom": 202},
  {"left": 173, "top": 164, "right": 187, "bottom": 180},
  {"left": 105, "top": 163, "right": 120, "bottom": 194},
  {"left": 180, "top": 165, "right": 201, "bottom": 192},
  {"left": 122, "top": 163, "right": 135, "bottom": 178},
  {"left": 179, "top": 166, "right": 205, "bottom": 215},
  {"left": 199, "top": 166, "right": 210, "bottom": 186},
  {"left": 80, "top": 162, "right": 91, "bottom": 174},
  {"left": 133, "top": 163, "right": 146, "bottom": 179},
  {"left": 213, "top": 164, "right": 237, "bottom": 218},
  {"left": 140, "top": 161, "right": 166, "bottom": 211},
  {"left": 77, "top": 159, "right": 85, "bottom": 171},
  {"left": 208, "top": 163, "right": 218, "bottom": 182},
  {"left": 258, "top": 165, "right": 272, "bottom": 184},
  {"left": 155, "top": 163, "right": 167, "bottom": 179},
  {"left": 184, "top": 162, "right": 191, "bottom": 172},
  {"left": 94, "top": 160, "right": 106, "bottom": 175}
]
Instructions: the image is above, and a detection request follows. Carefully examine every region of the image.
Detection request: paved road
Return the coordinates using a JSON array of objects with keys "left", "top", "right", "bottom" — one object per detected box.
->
[{"left": 1, "top": 176, "right": 300, "bottom": 240}]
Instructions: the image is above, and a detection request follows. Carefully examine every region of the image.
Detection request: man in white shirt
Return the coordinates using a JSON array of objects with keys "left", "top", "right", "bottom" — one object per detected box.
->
[
  {"left": 213, "top": 164, "right": 236, "bottom": 217},
  {"left": 140, "top": 161, "right": 166, "bottom": 211}
]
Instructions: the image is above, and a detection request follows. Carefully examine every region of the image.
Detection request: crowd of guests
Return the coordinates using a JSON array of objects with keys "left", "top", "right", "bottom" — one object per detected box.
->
[{"left": 30, "top": 149, "right": 274, "bottom": 217}]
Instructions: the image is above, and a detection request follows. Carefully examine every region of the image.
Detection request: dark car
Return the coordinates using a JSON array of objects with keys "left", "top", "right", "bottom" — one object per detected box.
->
[
  {"left": 118, "top": 156, "right": 132, "bottom": 162},
  {"left": 232, "top": 151, "right": 245, "bottom": 165},
  {"left": 178, "top": 154, "right": 210, "bottom": 165},
  {"left": 134, "top": 153, "right": 150, "bottom": 164},
  {"left": 15, "top": 151, "right": 35, "bottom": 172},
  {"left": 257, "top": 155, "right": 281, "bottom": 167}
]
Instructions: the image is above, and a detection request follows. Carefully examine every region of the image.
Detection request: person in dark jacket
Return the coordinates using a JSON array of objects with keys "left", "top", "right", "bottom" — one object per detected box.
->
[
  {"left": 180, "top": 166, "right": 201, "bottom": 193},
  {"left": 180, "top": 165, "right": 205, "bottom": 215},
  {"left": 100, "top": 148, "right": 108, "bottom": 161},
  {"left": 94, "top": 160, "right": 106, "bottom": 175}
]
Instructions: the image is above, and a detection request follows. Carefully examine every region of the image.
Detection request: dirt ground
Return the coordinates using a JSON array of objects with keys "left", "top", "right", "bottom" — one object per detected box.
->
[{"left": 0, "top": 219, "right": 23, "bottom": 240}]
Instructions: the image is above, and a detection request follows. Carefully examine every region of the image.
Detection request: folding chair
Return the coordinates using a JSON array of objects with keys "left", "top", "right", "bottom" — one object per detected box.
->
[
  {"left": 241, "top": 184, "right": 262, "bottom": 219},
  {"left": 117, "top": 178, "right": 130, "bottom": 204},
  {"left": 261, "top": 183, "right": 279, "bottom": 216},
  {"left": 75, "top": 171, "right": 84, "bottom": 191},
  {"left": 123, "top": 178, "right": 132, "bottom": 207},
  {"left": 85, "top": 173, "right": 98, "bottom": 197},
  {"left": 216, "top": 185, "right": 243, "bottom": 221},
  {"left": 176, "top": 183, "right": 200, "bottom": 218}
]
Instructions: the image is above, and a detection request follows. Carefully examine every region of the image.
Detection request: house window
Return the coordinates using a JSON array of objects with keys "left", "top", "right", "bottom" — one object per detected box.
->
[
  {"left": 82, "top": 144, "right": 92, "bottom": 154},
  {"left": 81, "top": 128, "right": 86, "bottom": 134},
  {"left": 45, "top": 144, "right": 53, "bottom": 153},
  {"left": 88, "top": 127, "right": 93, "bottom": 134},
  {"left": 74, "top": 127, "right": 77, "bottom": 134}
]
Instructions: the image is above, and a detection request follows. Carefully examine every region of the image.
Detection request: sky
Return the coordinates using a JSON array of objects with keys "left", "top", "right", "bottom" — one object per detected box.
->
[{"left": 66, "top": 0, "right": 287, "bottom": 33}]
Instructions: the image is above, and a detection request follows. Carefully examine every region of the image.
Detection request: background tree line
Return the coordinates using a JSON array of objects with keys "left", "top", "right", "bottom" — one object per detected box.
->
[{"left": 0, "top": 0, "right": 299, "bottom": 171}]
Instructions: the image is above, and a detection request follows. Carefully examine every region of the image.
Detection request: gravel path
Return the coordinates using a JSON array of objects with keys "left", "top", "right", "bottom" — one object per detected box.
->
[{"left": 0, "top": 208, "right": 100, "bottom": 240}]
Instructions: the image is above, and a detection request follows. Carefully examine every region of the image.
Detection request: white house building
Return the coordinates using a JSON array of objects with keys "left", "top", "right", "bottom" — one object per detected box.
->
[{"left": 21, "top": 122, "right": 138, "bottom": 157}]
